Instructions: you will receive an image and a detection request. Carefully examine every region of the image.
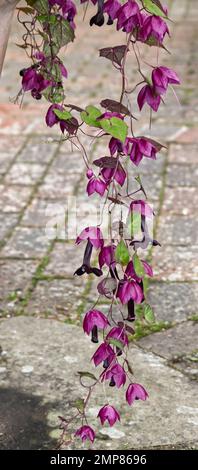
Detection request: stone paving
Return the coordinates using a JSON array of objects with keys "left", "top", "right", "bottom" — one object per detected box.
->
[{"left": 0, "top": 0, "right": 198, "bottom": 450}]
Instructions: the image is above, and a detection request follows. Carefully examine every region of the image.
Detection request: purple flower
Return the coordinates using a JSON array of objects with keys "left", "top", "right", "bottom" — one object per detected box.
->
[
  {"left": 92, "top": 342, "right": 115, "bottom": 367},
  {"left": 126, "top": 383, "right": 149, "bottom": 405},
  {"left": 49, "top": 0, "right": 77, "bottom": 27},
  {"left": 139, "top": 15, "right": 169, "bottom": 44},
  {"left": 86, "top": 168, "right": 94, "bottom": 179},
  {"left": 75, "top": 425, "right": 95, "bottom": 443},
  {"left": 130, "top": 200, "right": 154, "bottom": 218},
  {"left": 74, "top": 240, "right": 103, "bottom": 278},
  {"left": 117, "top": 0, "right": 142, "bottom": 33},
  {"left": 103, "top": 0, "right": 121, "bottom": 21},
  {"left": 46, "top": 104, "right": 62, "bottom": 127},
  {"left": 22, "top": 67, "right": 50, "bottom": 95},
  {"left": 137, "top": 84, "right": 161, "bottom": 112},
  {"left": 152, "top": 66, "right": 180, "bottom": 95},
  {"left": 101, "top": 163, "right": 126, "bottom": 186},
  {"left": 99, "top": 244, "right": 116, "bottom": 269},
  {"left": 83, "top": 309, "right": 109, "bottom": 335},
  {"left": 87, "top": 176, "right": 107, "bottom": 196},
  {"left": 98, "top": 404, "right": 120, "bottom": 426},
  {"left": 106, "top": 326, "right": 128, "bottom": 346},
  {"left": 59, "top": 62, "right": 68, "bottom": 79},
  {"left": 125, "top": 260, "right": 153, "bottom": 280},
  {"left": 45, "top": 104, "right": 78, "bottom": 135},
  {"left": 76, "top": 226, "right": 104, "bottom": 249},
  {"left": 109, "top": 137, "right": 125, "bottom": 155},
  {"left": 124, "top": 137, "right": 158, "bottom": 166},
  {"left": 101, "top": 363, "right": 126, "bottom": 388},
  {"left": 117, "top": 279, "right": 143, "bottom": 305}
]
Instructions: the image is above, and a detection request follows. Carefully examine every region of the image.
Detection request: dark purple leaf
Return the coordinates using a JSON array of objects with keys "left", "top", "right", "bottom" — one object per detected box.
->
[
  {"left": 100, "top": 99, "right": 131, "bottom": 116},
  {"left": 64, "top": 103, "right": 84, "bottom": 112},
  {"left": 93, "top": 156, "right": 118, "bottom": 169},
  {"left": 99, "top": 45, "right": 127, "bottom": 66}
]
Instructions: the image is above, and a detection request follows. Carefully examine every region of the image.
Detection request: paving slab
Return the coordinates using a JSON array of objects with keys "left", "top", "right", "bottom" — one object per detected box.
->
[
  {"left": 147, "top": 282, "right": 198, "bottom": 323},
  {"left": 138, "top": 321, "right": 198, "bottom": 360},
  {"left": 156, "top": 215, "right": 198, "bottom": 245},
  {"left": 0, "top": 260, "right": 38, "bottom": 315},
  {"left": 152, "top": 246, "right": 198, "bottom": 281},
  {"left": 0, "top": 317, "right": 197, "bottom": 450},
  {"left": 25, "top": 278, "right": 87, "bottom": 321},
  {"left": 0, "top": 227, "right": 51, "bottom": 259}
]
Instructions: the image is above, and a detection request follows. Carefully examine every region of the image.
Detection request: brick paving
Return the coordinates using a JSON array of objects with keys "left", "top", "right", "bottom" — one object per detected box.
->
[{"left": 0, "top": 0, "right": 198, "bottom": 450}]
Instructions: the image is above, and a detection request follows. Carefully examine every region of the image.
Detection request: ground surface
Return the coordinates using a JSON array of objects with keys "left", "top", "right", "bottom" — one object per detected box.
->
[{"left": 0, "top": 0, "right": 197, "bottom": 450}]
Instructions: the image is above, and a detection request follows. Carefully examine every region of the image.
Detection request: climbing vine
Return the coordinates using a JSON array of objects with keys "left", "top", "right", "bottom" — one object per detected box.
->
[{"left": 16, "top": 0, "right": 180, "bottom": 447}]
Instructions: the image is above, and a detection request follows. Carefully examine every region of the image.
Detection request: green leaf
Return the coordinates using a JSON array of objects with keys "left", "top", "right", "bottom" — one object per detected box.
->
[
  {"left": 54, "top": 109, "right": 72, "bottom": 121},
  {"left": 142, "top": 0, "right": 167, "bottom": 17},
  {"left": 81, "top": 105, "right": 102, "bottom": 128},
  {"left": 73, "top": 398, "right": 85, "bottom": 413},
  {"left": 128, "top": 211, "right": 141, "bottom": 238},
  {"left": 43, "top": 18, "right": 74, "bottom": 56},
  {"left": 100, "top": 117, "right": 128, "bottom": 143},
  {"left": 31, "top": 0, "right": 49, "bottom": 14},
  {"left": 77, "top": 371, "right": 97, "bottom": 381},
  {"left": 107, "top": 338, "right": 124, "bottom": 350},
  {"left": 133, "top": 253, "right": 144, "bottom": 277},
  {"left": 42, "top": 85, "right": 65, "bottom": 104},
  {"left": 115, "top": 240, "right": 130, "bottom": 266},
  {"left": 144, "top": 303, "right": 155, "bottom": 323},
  {"left": 125, "top": 359, "right": 133, "bottom": 375},
  {"left": 16, "top": 6, "right": 35, "bottom": 15}
]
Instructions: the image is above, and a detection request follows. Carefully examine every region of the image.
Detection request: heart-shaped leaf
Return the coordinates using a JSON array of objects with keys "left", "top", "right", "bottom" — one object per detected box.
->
[
  {"left": 99, "top": 45, "right": 127, "bottom": 66},
  {"left": 100, "top": 99, "right": 132, "bottom": 117},
  {"left": 133, "top": 253, "right": 145, "bottom": 277},
  {"left": 54, "top": 109, "right": 72, "bottom": 120},
  {"left": 81, "top": 105, "right": 102, "bottom": 128},
  {"left": 93, "top": 156, "right": 118, "bottom": 169},
  {"left": 73, "top": 398, "right": 85, "bottom": 412},
  {"left": 77, "top": 371, "right": 97, "bottom": 381},
  {"left": 100, "top": 117, "right": 128, "bottom": 142},
  {"left": 144, "top": 303, "right": 155, "bottom": 323},
  {"left": 142, "top": 0, "right": 167, "bottom": 17},
  {"left": 115, "top": 240, "right": 130, "bottom": 266}
]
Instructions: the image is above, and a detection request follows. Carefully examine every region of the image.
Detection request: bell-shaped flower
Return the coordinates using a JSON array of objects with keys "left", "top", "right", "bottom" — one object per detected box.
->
[
  {"left": 45, "top": 104, "right": 78, "bottom": 135},
  {"left": 109, "top": 137, "right": 125, "bottom": 155},
  {"left": 101, "top": 363, "right": 126, "bottom": 388},
  {"left": 139, "top": 14, "right": 169, "bottom": 45},
  {"left": 103, "top": 0, "right": 121, "bottom": 21},
  {"left": 129, "top": 199, "right": 154, "bottom": 218},
  {"left": 124, "top": 137, "right": 158, "bottom": 166},
  {"left": 152, "top": 66, "right": 180, "bottom": 95},
  {"left": 74, "top": 240, "right": 103, "bottom": 277},
  {"left": 75, "top": 425, "right": 95, "bottom": 443},
  {"left": 137, "top": 84, "right": 161, "bottom": 112},
  {"left": 117, "top": 279, "right": 143, "bottom": 305},
  {"left": 83, "top": 309, "right": 109, "bottom": 336},
  {"left": 101, "top": 163, "right": 126, "bottom": 186},
  {"left": 98, "top": 404, "right": 120, "bottom": 426},
  {"left": 87, "top": 176, "right": 107, "bottom": 196},
  {"left": 117, "top": 0, "right": 142, "bottom": 33},
  {"left": 126, "top": 383, "right": 148, "bottom": 405},
  {"left": 76, "top": 226, "right": 104, "bottom": 250},
  {"left": 92, "top": 342, "right": 115, "bottom": 366},
  {"left": 106, "top": 326, "right": 128, "bottom": 346},
  {"left": 99, "top": 244, "right": 116, "bottom": 269},
  {"left": 125, "top": 260, "right": 153, "bottom": 281}
]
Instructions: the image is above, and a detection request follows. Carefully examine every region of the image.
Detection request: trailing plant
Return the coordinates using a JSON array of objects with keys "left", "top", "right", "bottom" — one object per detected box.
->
[{"left": 16, "top": 0, "right": 180, "bottom": 447}]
